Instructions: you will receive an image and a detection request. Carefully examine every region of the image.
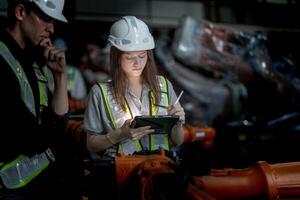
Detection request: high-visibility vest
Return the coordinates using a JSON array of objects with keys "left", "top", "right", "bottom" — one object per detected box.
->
[
  {"left": 0, "top": 41, "right": 52, "bottom": 189},
  {"left": 0, "top": 41, "right": 48, "bottom": 118},
  {"left": 97, "top": 76, "right": 170, "bottom": 155},
  {"left": 67, "top": 66, "right": 75, "bottom": 95}
]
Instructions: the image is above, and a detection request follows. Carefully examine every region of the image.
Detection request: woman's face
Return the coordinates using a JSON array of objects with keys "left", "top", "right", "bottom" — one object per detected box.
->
[{"left": 120, "top": 51, "right": 147, "bottom": 78}]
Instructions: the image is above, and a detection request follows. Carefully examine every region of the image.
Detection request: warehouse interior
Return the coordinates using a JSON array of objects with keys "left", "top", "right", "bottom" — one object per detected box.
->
[{"left": 0, "top": 0, "right": 300, "bottom": 199}]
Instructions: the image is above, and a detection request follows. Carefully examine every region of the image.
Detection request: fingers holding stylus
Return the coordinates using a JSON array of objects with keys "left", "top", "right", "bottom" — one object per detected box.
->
[
  {"left": 168, "top": 90, "right": 185, "bottom": 123},
  {"left": 168, "top": 104, "right": 185, "bottom": 123}
]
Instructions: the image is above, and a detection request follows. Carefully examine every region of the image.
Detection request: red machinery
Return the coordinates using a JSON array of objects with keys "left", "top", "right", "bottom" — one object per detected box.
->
[
  {"left": 115, "top": 153, "right": 300, "bottom": 200},
  {"left": 114, "top": 125, "right": 216, "bottom": 200},
  {"left": 187, "top": 161, "right": 300, "bottom": 200},
  {"left": 115, "top": 149, "right": 177, "bottom": 200},
  {"left": 65, "top": 121, "right": 300, "bottom": 200},
  {"left": 183, "top": 125, "right": 216, "bottom": 149}
]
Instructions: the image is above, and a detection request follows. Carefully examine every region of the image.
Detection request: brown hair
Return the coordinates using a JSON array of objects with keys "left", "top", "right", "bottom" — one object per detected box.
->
[
  {"left": 109, "top": 46, "right": 160, "bottom": 111},
  {"left": 7, "top": 1, "right": 36, "bottom": 26}
]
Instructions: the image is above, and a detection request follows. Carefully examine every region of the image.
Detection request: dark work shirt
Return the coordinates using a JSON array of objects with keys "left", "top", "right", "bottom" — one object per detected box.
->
[{"left": 0, "top": 28, "right": 69, "bottom": 163}]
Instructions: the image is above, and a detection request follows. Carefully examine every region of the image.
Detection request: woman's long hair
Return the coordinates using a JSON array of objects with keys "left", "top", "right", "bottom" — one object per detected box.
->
[{"left": 109, "top": 46, "right": 160, "bottom": 111}]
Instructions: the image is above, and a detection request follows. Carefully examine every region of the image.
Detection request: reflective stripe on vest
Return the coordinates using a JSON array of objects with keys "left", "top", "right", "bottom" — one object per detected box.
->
[
  {"left": 149, "top": 76, "right": 170, "bottom": 151},
  {"left": 67, "top": 66, "right": 75, "bottom": 95},
  {"left": 0, "top": 41, "right": 36, "bottom": 116},
  {"left": 33, "top": 63, "right": 48, "bottom": 110},
  {"left": 42, "top": 66, "right": 55, "bottom": 93},
  {"left": 98, "top": 83, "right": 143, "bottom": 155},
  {"left": 0, "top": 41, "right": 48, "bottom": 117},
  {"left": 0, "top": 148, "right": 54, "bottom": 189},
  {"left": 97, "top": 75, "right": 170, "bottom": 154}
]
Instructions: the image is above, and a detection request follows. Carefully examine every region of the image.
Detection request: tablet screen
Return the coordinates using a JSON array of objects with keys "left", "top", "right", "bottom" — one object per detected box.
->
[{"left": 132, "top": 115, "right": 179, "bottom": 134}]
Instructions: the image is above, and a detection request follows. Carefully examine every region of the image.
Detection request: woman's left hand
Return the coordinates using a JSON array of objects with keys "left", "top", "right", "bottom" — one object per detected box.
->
[{"left": 168, "top": 104, "right": 185, "bottom": 124}]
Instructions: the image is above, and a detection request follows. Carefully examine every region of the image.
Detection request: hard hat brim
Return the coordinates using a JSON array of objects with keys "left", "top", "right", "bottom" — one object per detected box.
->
[
  {"left": 108, "top": 36, "right": 155, "bottom": 52},
  {"left": 114, "top": 44, "right": 155, "bottom": 52},
  {"left": 37, "top": 5, "right": 68, "bottom": 23}
]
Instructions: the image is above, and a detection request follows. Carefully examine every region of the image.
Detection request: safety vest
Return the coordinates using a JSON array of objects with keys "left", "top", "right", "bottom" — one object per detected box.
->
[
  {"left": 67, "top": 66, "right": 75, "bottom": 96},
  {"left": 0, "top": 41, "right": 48, "bottom": 117},
  {"left": 0, "top": 40, "right": 52, "bottom": 189},
  {"left": 98, "top": 76, "right": 170, "bottom": 155}
]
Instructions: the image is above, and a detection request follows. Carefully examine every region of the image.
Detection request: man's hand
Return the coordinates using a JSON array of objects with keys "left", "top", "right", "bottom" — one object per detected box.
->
[{"left": 40, "top": 38, "right": 66, "bottom": 74}]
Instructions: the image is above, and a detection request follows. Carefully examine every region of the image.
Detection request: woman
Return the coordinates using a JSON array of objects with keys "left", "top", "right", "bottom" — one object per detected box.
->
[{"left": 84, "top": 16, "right": 185, "bottom": 157}]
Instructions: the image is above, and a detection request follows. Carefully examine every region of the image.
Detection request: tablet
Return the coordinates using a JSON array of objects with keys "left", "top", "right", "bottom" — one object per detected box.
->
[{"left": 131, "top": 115, "right": 179, "bottom": 134}]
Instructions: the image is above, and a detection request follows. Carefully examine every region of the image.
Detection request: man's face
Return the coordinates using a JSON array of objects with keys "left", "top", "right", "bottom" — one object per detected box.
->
[{"left": 20, "top": 7, "right": 55, "bottom": 46}]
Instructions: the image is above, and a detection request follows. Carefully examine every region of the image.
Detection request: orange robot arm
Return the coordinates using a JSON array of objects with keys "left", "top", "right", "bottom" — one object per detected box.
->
[
  {"left": 188, "top": 161, "right": 300, "bottom": 200},
  {"left": 183, "top": 125, "right": 216, "bottom": 149}
]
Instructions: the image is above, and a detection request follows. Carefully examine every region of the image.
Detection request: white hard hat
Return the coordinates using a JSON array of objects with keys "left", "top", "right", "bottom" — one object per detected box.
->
[
  {"left": 108, "top": 16, "right": 154, "bottom": 52},
  {"left": 27, "top": 0, "right": 67, "bottom": 23}
]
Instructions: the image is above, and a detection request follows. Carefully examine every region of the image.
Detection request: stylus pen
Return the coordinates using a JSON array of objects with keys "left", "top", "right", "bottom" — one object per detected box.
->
[
  {"left": 154, "top": 90, "right": 184, "bottom": 108},
  {"left": 174, "top": 90, "right": 184, "bottom": 105}
]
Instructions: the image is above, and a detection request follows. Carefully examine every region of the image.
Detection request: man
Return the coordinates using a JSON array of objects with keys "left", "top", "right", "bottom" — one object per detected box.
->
[{"left": 0, "top": 0, "right": 70, "bottom": 199}]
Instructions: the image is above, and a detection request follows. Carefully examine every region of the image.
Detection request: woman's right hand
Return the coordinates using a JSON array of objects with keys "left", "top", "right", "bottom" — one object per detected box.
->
[{"left": 120, "top": 119, "right": 154, "bottom": 141}]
